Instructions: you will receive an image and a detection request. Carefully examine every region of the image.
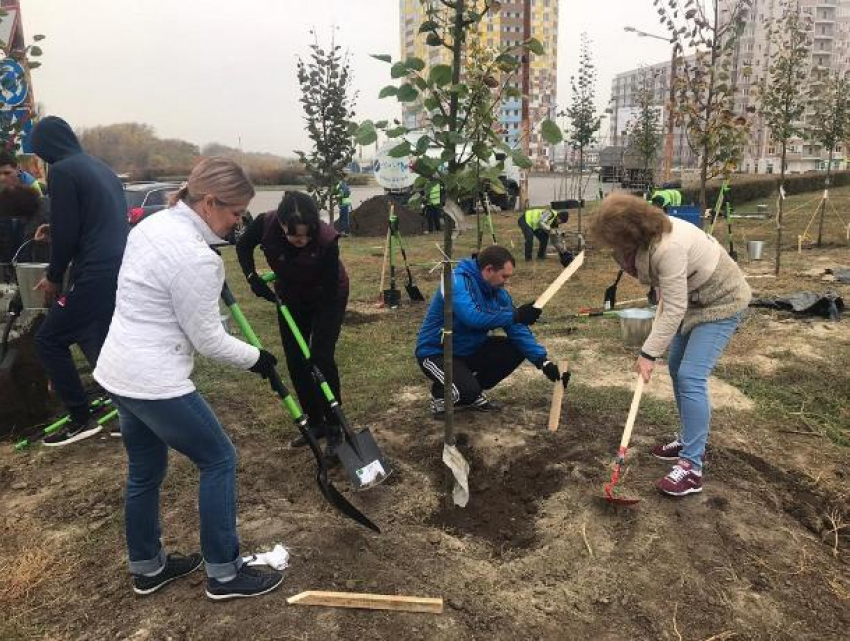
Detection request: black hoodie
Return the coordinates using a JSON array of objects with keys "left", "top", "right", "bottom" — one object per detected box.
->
[{"left": 31, "top": 116, "right": 128, "bottom": 284}]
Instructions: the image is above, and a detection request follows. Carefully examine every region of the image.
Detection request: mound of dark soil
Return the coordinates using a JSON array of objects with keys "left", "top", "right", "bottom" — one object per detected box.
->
[{"left": 350, "top": 196, "right": 424, "bottom": 237}]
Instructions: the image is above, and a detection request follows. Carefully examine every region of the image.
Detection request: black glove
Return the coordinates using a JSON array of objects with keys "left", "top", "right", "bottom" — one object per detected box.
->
[
  {"left": 514, "top": 302, "right": 542, "bottom": 326},
  {"left": 249, "top": 349, "right": 278, "bottom": 380},
  {"left": 247, "top": 272, "right": 277, "bottom": 303},
  {"left": 540, "top": 360, "right": 560, "bottom": 383}
]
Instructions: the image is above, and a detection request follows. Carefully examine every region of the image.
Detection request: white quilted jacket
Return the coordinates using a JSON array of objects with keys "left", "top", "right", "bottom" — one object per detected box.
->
[{"left": 94, "top": 201, "right": 259, "bottom": 399}]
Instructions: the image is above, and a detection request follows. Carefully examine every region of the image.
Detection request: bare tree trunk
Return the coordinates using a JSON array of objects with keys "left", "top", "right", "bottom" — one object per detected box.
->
[
  {"left": 775, "top": 143, "right": 787, "bottom": 276},
  {"left": 577, "top": 145, "right": 584, "bottom": 235},
  {"left": 817, "top": 148, "right": 833, "bottom": 247}
]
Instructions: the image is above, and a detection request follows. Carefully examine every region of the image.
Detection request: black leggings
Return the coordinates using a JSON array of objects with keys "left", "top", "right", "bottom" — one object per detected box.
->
[
  {"left": 417, "top": 336, "right": 525, "bottom": 406},
  {"left": 276, "top": 295, "right": 347, "bottom": 427}
]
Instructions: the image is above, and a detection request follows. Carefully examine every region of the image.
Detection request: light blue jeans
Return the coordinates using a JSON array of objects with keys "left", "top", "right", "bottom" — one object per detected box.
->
[
  {"left": 667, "top": 313, "right": 741, "bottom": 470},
  {"left": 111, "top": 391, "right": 242, "bottom": 580}
]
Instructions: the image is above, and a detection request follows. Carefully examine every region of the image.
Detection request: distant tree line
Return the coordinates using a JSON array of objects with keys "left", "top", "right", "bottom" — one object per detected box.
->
[{"left": 75, "top": 123, "right": 309, "bottom": 185}]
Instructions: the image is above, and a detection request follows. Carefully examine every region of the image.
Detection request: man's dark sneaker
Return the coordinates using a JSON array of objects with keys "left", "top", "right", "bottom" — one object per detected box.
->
[
  {"left": 650, "top": 437, "right": 682, "bottom": 461},
  {"left": 289, "top": 423, "right": 329, "bottom": 448},
  {"left": 43, "top": 417, "right": 102, "bottom": 447},
  {"left": 471, "top": 396, "right": 502, "bottom": 413},
  {"left": 657, "top": 459, "right": 703, "bottom": 497},
  {"left": 132, "top": 552, "right": 203, "bottom": 596},
  {"left": 205, "top": 565, "right": 284, "bottom": 601}
]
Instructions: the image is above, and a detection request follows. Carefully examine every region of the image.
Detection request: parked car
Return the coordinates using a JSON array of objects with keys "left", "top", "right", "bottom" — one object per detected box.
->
[{"left": 124, "top": 182, "right": 180, "bottom": 225}]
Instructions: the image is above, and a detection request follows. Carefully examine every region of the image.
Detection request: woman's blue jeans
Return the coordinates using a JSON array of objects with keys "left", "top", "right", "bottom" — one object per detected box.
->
[
  {"left": 667, "top": 313, "right": 741, "bottom": 470},
  {"left": 111, "top": 391, "right": 242, "bottom": 579}
]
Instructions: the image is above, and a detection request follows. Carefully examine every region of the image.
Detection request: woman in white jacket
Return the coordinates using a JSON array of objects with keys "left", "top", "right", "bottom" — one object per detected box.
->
[{"left": 94, "top": 157, "right": 283, "bottom": 601}]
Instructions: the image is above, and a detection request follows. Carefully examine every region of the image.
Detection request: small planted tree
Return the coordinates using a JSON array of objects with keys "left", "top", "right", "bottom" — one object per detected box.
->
[
  {"left": 295, "top": 30, "right": 357, "bottom": 227},
  {"left": 653, "top": 0, "right": 752, "bottom": 211},
  {"left": 758, "top": 2, "right": 811, "bottom": 274},
  {"left": 626, "top": 72, "right": 662, "bottom": 192},
  {"left": 356, "top": 0, "right": 560, "bottom": 504},
  {"left": 565, "top": 33, "right": 601, "bottom": 233},
  {"left": 810, "top": 71, "right": 850, "bottom": 247}
]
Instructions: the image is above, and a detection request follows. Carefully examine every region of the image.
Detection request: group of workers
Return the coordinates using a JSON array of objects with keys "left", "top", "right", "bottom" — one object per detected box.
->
[{"left": 5, "top": 122, "right": 749, "bottom": 602}]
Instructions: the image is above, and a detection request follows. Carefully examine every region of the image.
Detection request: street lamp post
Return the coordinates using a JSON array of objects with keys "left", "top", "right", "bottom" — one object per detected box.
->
[{"left": 624, "top": 26, "right": 677, "bottom": 184}]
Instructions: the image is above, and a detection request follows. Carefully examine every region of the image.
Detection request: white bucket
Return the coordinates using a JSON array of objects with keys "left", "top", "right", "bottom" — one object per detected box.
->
[
  {"left": 13, "top": 262, "right": 51, "bottom": 310},
  {"left": 747, "top": 240, "right": 765, "bottom": 261},
  {"left": 618, "top": 308, "right": 655, "bottom": 348}
]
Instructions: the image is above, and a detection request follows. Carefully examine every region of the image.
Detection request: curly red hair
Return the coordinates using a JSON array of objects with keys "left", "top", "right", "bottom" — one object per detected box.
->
[{"left": 589, "top": 194, "right": 672, "bottom": 251}]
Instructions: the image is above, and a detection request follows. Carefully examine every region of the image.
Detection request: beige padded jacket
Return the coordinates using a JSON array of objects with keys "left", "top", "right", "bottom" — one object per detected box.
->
[{"left": 635, "top": 217, "right": 751, "bottom": 358}]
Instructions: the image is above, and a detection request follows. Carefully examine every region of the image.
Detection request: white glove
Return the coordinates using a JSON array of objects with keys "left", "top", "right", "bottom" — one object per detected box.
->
[{"left": 242, "top": 544, "right": 290, "bottom": 571}]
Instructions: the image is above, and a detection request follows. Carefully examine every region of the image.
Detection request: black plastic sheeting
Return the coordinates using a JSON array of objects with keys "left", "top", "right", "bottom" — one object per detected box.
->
[{"left": 750, "top": 290, "right": 845, "bottom": 321}]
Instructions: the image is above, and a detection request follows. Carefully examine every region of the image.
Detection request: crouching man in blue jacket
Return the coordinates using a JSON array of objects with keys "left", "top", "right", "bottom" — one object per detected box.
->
[{"left": 415, "top": 245, "right": 563, "bottom": 418}]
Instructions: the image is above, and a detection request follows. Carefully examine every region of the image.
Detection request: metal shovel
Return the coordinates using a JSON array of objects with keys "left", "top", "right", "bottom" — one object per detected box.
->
[
  {"left": 221, "top": 282, "right": 380, "bottom": 533},
  {"left": 263, "top": 280, "right": 392, "bottom": 491},
  {"left": 394, "top": 230, "right": 425, "bottom": 302}
]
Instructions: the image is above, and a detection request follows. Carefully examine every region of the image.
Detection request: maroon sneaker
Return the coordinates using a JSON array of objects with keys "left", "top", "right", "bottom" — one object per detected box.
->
[
  {"left": 650, "top": 437, "right": 682, "bottom": 461},
  {"left": 657, "top": 460, "right": 703, "bottom": 497}
]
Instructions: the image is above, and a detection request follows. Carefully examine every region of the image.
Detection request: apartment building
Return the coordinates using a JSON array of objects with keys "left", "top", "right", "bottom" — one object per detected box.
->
[{"left": 399, "top": 0, "right": 558, "bottom": 169}]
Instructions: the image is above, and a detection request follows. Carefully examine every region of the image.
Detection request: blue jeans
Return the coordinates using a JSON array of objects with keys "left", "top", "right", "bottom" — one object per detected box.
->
[
  {"left": 339, "top": 204, "right": 351, "bottom": 233},
  {"left": 667, "top": 313, "right": 741, "bottom": 470},
  {"left": 111, "top": 392, "right": 242, "bottom": 579}
]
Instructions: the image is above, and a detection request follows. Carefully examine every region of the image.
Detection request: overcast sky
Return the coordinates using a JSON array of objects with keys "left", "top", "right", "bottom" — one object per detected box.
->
[{"left": 20, "top": 0, "right": 676, "bottom": 156}]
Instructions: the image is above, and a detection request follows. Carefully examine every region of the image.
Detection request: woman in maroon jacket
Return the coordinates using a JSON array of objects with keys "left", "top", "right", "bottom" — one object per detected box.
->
[{"left": 236, "top": 191, "right": 349, "bottom": 451}]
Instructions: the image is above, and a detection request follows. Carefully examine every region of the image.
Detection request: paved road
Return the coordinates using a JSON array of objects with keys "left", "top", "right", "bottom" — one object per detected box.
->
[{"left": 249, "top": 174, "right": 611, "bottom": 216}]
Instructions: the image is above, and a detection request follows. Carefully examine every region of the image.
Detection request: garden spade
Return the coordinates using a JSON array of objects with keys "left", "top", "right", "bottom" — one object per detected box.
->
[
  {"left": 221, "top": 282, "right": 380, "bottom": 532},
  {"left": 603, "top": 375, "right": 645, "bottom": 506},
  {"left": 394, "top": 230, "right": 425, "bottom": 302},
  {"left": 262, "top": 274, "right": 392, "bottom": 490}
]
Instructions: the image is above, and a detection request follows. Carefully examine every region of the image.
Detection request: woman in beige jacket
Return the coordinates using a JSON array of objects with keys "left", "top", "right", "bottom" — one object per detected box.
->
[{"left": 590, "top": 194, "right": 751, "bottom": 497}]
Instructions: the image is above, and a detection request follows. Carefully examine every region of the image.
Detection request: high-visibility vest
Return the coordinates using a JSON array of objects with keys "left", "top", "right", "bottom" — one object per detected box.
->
[
  {"left": 336, "top": 182, "right": 351, "bottom": 206},
  {"left": 428, "top": 183, "right": 442, "bottom": 206},
  {"left": 652, "top": 189, "right": 682, "bottom": 208},
  {"left": 524, "top": 208, "right": 556, "bottom": 231}
]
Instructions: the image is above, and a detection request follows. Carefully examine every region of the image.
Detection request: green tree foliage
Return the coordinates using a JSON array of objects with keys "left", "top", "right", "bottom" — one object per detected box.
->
[
  {"left": 653, "top": 0, "right": 752, "bottom": 210},
  {"left": 295, "top": 31, "right": 357, "bottom": 226},
  {"left": 0, "top": 8, "right": 44, "bottom": 152},
  {"left": 355, "top": 0, "right": 559, "bottom": 212},
  {"left": 565, "top": 33, "right": 600, "bottom": 232},
  {"left": 758, "top": 1, "right": 811, "bottom": 274},
  {"left": 809, "top": 71, "right": 850, "bottom": 246},
  {"left": 627, "top": 71, "right": 662, "bottom": 188}
]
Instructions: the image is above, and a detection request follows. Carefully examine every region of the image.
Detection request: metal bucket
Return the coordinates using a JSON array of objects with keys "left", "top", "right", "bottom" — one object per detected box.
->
[
  {"left": 747, "top": 240, "right": 765, "bottom": 261},
  {"left": 13, "top": 262, "right": 51, "bottom": 310},
  {"left": 618, "top": 308, "right": 656, "bottom": 348}
]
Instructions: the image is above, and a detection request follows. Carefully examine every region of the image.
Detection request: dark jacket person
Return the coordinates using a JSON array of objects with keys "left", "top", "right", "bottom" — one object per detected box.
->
[{"left": 31, "top": 115, "right": 129, "bottom": 446}]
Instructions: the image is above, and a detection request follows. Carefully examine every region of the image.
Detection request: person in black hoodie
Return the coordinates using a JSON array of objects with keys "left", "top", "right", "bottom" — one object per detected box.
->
[
  {"left": 236, "top": 191, "right": 348, "bottom": 453},
  {"left": 30, "top": 116, "right": 129, "bottom": 446}
]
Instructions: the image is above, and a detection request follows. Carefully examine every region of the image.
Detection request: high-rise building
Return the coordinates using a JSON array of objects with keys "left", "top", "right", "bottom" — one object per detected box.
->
[
  {"left": 725, "top": 0, "right": 850, "bottom": 173},
  {"left": 607, "top": 58, "right": 698, "bottom": 172},
  {"left": 399, "top": 0, "right": 558, "bottom": 169},
  {"left": 609, "top": 0, "right": 850, "bottom": 176}
]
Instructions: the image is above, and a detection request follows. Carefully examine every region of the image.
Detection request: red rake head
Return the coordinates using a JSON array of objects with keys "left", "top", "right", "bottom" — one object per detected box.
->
[{"left": 603, "top": 461, "right": 641, "bottom": 506}]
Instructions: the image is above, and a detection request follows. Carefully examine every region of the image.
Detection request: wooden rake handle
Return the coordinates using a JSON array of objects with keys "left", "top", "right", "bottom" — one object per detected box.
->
[
  {"left": 534, "top": 250, "right": 586, "bottom": 309},
  {"left": 618, "top": 375, "right": 645, "bottom": 451}
]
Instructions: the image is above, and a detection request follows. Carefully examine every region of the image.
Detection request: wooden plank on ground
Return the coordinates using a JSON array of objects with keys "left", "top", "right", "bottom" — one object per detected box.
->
[{"left": 287, "top": 590, "right": 444, "bottom": 614}]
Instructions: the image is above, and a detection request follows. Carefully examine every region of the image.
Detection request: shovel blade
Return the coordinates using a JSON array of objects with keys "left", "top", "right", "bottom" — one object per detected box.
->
[
  {"left": 335, "top": 427, "right": 392, "bottom": 490},
  {"left": 405, "top": 284, "right": 426, "bottom": 302},
  {"left": 316, "top": 471, "right": 381, "bottom": 533}
]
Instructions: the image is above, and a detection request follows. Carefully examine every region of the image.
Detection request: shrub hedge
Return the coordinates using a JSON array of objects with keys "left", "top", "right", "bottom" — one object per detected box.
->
[{"left": 681, "top": 171, "right": 850, "bottom": 207}]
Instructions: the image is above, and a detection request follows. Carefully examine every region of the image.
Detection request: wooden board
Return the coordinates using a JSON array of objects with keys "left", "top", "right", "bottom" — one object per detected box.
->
[
  {"left": 533, "top": 250, "right": 585, "bottom": 309},
  {"left": 287, "top": 590, "right": 444, "bottom": 614},
  {"left": 547, "top": 359, "right": 569, "bottom": 432}
]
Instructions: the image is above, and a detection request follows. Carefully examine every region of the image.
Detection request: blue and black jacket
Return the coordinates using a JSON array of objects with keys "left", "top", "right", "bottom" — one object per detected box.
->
[{"left": 415, "top": 257, "right": 547, "bottom": 365}]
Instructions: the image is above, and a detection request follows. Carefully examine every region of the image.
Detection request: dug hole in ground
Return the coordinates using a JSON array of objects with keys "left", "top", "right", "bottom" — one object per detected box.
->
[{"left": 1, "top": 209, "right": 849, "bottom": 640}]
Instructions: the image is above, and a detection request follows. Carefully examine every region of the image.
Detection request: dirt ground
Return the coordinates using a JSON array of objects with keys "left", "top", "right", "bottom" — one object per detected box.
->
[{"left": 1, "top": 209, "right": 849, "bottom": 640}]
